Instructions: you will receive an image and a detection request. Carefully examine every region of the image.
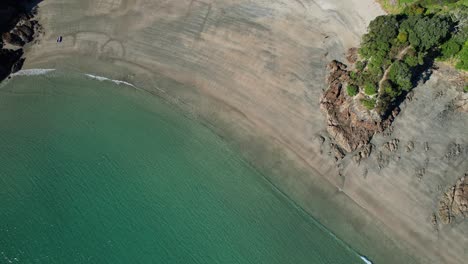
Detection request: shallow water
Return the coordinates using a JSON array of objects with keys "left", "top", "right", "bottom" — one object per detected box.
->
[{"left": 0, "top": 72, "right": 365, "bottom": 264}]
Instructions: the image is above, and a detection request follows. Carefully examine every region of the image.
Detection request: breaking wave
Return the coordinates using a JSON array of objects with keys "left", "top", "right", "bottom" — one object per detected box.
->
[
  {"left": 11, "top": 68, "right": 56, "bottom": 76},
  {"left": 84, "top": 74, "right": 135, "bottom": 87}
]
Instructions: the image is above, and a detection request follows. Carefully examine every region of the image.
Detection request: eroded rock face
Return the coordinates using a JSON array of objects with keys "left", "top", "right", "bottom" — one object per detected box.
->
[
  {"left": 438, "top": 176, "right": 468, "bottom": 224},
  {"left": 320, "top": 60, "right": 398, "bottom": 154}
]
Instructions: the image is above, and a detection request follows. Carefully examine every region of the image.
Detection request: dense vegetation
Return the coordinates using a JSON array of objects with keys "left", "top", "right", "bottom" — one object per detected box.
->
[
  {"left": 377, "top": 0, "right": 463, "bottom": 14},
  {"left": 347, "top": 0, "right": 467, "bottom": 116}
]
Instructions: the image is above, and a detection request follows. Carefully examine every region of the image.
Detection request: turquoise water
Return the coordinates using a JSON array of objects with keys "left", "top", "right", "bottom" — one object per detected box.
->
[{"left": 0, "top": 72, "right": 364, "bottom": 264}]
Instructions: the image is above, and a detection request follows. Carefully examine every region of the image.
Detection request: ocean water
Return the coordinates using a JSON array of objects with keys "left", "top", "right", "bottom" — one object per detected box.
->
[{"left": 0, "top": 72, "right": 366, "bottom": 264}]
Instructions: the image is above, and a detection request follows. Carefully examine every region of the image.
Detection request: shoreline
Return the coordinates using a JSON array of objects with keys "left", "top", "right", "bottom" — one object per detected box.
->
[
  {"left": 21, "top": 0, "right": 468, "bottom": 263},
  {"left": 8, "top": 68, "right": 377, "bottom": 264}
]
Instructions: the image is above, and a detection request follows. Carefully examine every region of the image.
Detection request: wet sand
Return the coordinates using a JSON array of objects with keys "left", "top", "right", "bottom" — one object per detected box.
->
[{"left": 23, "top": 0, "right": 467, "bottom": 263}]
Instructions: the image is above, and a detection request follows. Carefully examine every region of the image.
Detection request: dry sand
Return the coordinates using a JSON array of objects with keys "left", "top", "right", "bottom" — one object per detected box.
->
[{"left": 23, "top": 0, "right": 467, "bottom": 263}]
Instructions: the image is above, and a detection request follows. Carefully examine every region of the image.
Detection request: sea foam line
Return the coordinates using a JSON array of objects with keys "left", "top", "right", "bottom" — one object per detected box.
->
[
  {"left": 10, "top": 68, "right": 56, "bottom": 76},
  {"left": 360, "top": 255, "right": 373, "bottom": 264},
  {"left": 85, "top": 74, "right": 135, "bottom": 87}
]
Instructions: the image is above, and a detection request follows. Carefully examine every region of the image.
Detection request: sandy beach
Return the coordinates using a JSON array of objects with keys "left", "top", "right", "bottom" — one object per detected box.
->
[{"left": 23, "top": 0, "right": 467, "bottom": 263}]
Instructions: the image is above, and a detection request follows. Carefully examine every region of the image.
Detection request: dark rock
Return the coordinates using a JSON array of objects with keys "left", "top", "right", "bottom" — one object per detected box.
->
[
  {"left": 12, "top": 58, "right": 26, "bottom": 73},
  {"left": 17, "top": 25, "right": 34, "bottom": 42},
  {"left": 0, "top": 0, "right": 42, "bottom": 83},
  {"left": 0, "top": 49, "right": 24, "bottom": 80},
  {"left": 3, "top": 32, "right": 25, "bottom": 46}
]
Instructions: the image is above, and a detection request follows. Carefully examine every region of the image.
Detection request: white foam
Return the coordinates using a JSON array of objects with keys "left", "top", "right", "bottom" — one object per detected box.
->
[
  {"left": 10, "top": 68, "right": 56, "bottom": 76},
  {"left": 85, "top": 74, "right": 135, "bottom": 87},
  {"left": 360, "top": 255, "right": 373, "bottom": 264}
]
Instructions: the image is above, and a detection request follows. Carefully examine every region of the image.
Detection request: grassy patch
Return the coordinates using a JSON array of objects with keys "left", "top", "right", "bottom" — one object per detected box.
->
[
  {"left": 347, "top": 85, "right": 359, "bottom": 97},
  {"left": 361, "top": 98, "right": 377, "bottom": 110}
]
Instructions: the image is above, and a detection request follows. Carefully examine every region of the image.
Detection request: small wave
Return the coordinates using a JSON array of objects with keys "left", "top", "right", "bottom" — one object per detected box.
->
[
  {"left": 11, "top": 68, "right": 56, "bottom": 76},
  {"left": 85, "top": 74, "right": 135, "bottom": 87},
  {"left": 360, "top": 255, "right": 373, "bottom": 264}
]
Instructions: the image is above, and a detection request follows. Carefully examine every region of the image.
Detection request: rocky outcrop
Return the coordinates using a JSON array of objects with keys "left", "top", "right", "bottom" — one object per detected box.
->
[
  {"left": 353, "top": 143, "right": 373, "bottom": 164},
  {"left": 0, "top": 0, "right": 42, "bottom": 81},
  {"left": 320, "top": 60, "right": 399, "bottom": 153},
  {"left": 438, "top": 176, "right": 468, "bottom": 224},
  {"left": 346, "top": 48, "right": 358, "bottom": 64}
]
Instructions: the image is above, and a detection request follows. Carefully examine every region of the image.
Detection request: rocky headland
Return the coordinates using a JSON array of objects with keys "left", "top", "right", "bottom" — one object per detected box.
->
[
  {"left": 320, "top": 59, "right": 399, "bottom": 155},
  {"left": 0, "top": 0, "right": 42, "bottom": 81}
]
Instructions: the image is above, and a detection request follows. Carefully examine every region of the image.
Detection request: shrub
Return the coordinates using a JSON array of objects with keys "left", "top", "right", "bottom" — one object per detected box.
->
[
  {"left": 464, "top": 85, "right": 468, "bottom": 93},
  {"left": 404, "top": 54, "right": 419, "bottom": 67},
  {"left": 347, "top": 85, "right": 359, "bottom": 97},
  {"left": 382, "top": 80, "right": 401, "bottom": 99},
  {"left": 397, "top": 31, "right": 408, "bottom": 43},
  {"left": 440, "top": 39, "right": 461, "bottom": 60},
  {"left": 455, "top": 42, "right": 468, "bottom": 71},
  {"left": 361, "top": 98, "right": 376, "bottom": 110},
  {"left": 364, "top": 83, "right": 378, "bottom": 95},
  {"left": 417, "top": 51, "right": 426, "bottom": 65},
  {"left": 403, "top": 4, "right": 426, "bottom": 15},
  {"left": 376, "top": 94, "right": 392, "bottom": 116},
  {"left": 367, "top": 60, "right": 383, "bottom": 77},
  {"left": 355, "top": 61, "right": 366, "bottom": 72}
]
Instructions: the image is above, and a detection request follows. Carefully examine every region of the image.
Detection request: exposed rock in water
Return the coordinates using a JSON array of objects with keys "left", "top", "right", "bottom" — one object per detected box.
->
[
  {"left": 320, "top": 60, "right": 399, "bottom": 153},
  {"left": 438, "top": 176, "right": 468, "bottom": 224},
  {"left": 0, "top": 0, "right": 42, "bottom": 82}
]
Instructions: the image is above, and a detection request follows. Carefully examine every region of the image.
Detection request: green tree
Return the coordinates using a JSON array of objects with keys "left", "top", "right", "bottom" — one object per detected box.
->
[
  {"left": 360, "top": 15, "right": 399, "bottom": 58},
  {"left": 440, "top": 39, "right": 461, "bottom": 59},
  {"left": 412, "top": 16, "right": 450, "bottom": 51},
  {"left": 388, "top": 61, "right": 413, "bottom": 91},
  {"left": 347, "top": 85, "right": 359, "bottom": 97},
  {"left": 400, "top": 15, "right": 452, "bottom": 51},
  {"left": 382, "top": 80, "right": 402, "bottom": 98}
]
